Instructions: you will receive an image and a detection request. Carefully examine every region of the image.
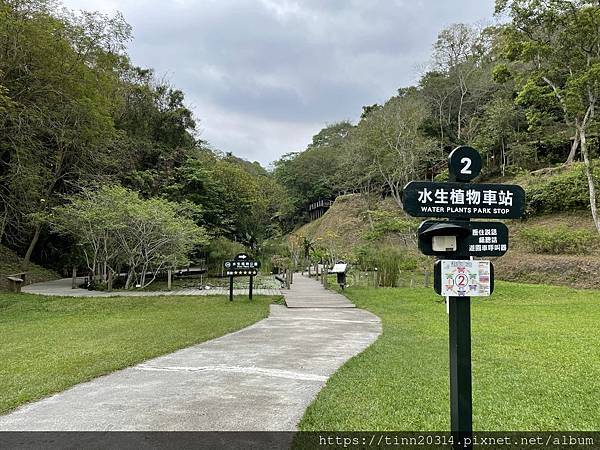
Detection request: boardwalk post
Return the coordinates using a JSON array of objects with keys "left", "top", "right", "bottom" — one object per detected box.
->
[{"left": 167, "top": 269, "right": 172, "bottom": 290}]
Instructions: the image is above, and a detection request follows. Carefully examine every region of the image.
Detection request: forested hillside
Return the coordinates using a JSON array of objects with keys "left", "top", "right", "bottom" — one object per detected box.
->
[
  {"left": 274, "top": 0, "right": 600, "bottom": 232},
  {"left": 0, "top": 0, "right": 287, "bottom": 286},
  {"left": 1, "top": 0, "right": 600, "bottom": 289}
]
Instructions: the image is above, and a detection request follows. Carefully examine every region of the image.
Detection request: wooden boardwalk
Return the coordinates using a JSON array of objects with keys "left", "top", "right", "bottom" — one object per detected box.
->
[
  {"left": 22, "top": 278, "right": 281, "bottom": 297},
  {"left": 283, "top": 274, "right": 355, "bottom": 308}
]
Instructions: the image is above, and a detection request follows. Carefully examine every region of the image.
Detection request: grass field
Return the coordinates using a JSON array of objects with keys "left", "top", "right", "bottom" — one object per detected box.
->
[
  {"left": 299, "top": 282, "right": 600, "bottom": 431},
  {"left": 0, "top": 293, "right": 275, "bottom": 414}
]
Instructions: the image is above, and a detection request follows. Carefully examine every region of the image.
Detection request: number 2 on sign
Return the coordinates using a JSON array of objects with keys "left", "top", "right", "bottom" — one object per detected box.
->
[
  {"left": 455, "top": 273, "right": 468, "bottom": 287},
  {"left": 460, "top": 157, "right": 472, "bottom": 175}
]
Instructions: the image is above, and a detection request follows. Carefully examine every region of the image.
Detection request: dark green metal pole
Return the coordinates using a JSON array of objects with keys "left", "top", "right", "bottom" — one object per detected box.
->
[
  {"left": 229, "top": 275, "right": 233, "bottom": 302},
  {"left": 449, "top": 295, "right": 472, "bottom": 448},
  {"left": 249, "top": 275, "right": 253, "bottom": 300}
]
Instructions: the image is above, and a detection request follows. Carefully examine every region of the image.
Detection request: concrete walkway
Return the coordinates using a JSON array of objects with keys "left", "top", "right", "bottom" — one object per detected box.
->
[
  {"left": 22, "top": 277, "right": 282, "bottom": 297},
  {"left": 0, "top": 274, "right": 381, "bottom": 431},
  {"left": 284, "top": 274, "right": 355, "bottom": 308}
]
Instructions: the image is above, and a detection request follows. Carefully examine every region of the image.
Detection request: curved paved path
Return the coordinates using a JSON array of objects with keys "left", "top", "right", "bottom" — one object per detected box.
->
[{"left": 0, "top": 275, "right": 381, "bottom": 431}]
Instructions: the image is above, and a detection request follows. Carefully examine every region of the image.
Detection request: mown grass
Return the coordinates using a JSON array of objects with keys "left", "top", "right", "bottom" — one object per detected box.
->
[
  {"left": 299, "top": 282, "right": 600, "bottom": 431},
  {"left": 0, "top": 293, "right": 275, "bottom": 414}
]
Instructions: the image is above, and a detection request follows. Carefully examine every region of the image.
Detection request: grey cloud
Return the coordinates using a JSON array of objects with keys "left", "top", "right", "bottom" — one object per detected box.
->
[{"left": 63, "top": 0, "right": 495, "bottom": 164}]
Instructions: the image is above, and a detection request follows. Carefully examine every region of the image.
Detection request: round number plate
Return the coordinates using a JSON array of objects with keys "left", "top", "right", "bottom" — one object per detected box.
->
[{"left": 448, "top": 146, "right": 482, "bottom": 182}]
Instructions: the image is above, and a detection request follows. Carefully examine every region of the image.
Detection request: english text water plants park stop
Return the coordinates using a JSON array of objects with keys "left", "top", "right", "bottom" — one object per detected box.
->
[{"left": 403, "top": 146, "right": 525, "bottom": 448}]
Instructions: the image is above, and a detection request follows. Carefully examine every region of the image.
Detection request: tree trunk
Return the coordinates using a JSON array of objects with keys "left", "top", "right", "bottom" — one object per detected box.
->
[
  {"left": 579, "top": 126, "right": 600, "bottom": 234},
  {"left": 23, "top": 223, "right": 41, "bottom": 266},
  {"left": 140, "top": 265, "right": 147, "bottom": 288},
  {"left": 501, "top": 138, "right": 506, "bottom": 177},
  {"left": 565, "top": 128, "right": 580, "bottom": 164},
  {"left": 0, "top": 207, "right": 7, "bottom": 243},
  {"left": 125, "top": 269, "right": 134, "bottom": 289}
]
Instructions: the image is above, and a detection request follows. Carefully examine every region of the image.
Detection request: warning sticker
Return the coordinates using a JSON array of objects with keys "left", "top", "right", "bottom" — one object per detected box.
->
[{"left": 440, "top": 260, "right": 491, "bottom": 297}]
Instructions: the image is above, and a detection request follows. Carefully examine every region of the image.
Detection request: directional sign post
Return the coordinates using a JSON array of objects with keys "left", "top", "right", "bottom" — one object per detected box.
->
[
  {"left": 403, "top": 146, "right": 525, "bottom": 449},
  {"left": 223, "top": 253, "right": 261, "bottom": 302}
]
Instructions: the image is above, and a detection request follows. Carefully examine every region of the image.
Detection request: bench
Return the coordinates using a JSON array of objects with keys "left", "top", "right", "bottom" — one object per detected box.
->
[{"left": 6, "top": 272, "right": 27, "bottom": 293}]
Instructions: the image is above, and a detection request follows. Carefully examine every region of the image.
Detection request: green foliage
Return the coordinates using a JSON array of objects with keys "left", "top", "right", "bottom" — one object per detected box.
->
[
  {"left": 273, "top": 122, "right": 352, "bottom": 224},
  {"left": 434, "top": 169, "right": 449, "bottom": 182},
  {"left": 363, "top": 211, "right": 416, "bottom": 241},
  {"left": 526, "top": 164, "right": 598, "bottom": 214},
  {"left": 49, "top": 185, "right": 207, "bottom": 287},
  {"left": 205, "top": 237, "right": 246, "bottom": 276},
  {"left": 168, "top": 151, "right": 281, "bottom": 245},
  {"left": 520, "top": 226, "right": 594, "bottom": 254},
  {"left": 353, "top": 245, "right": 417, "bottom": 287}
]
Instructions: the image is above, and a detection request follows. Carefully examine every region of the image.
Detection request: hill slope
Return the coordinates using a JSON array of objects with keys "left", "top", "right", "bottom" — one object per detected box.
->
[
  {"left": 0, "top": 245, "right": 60, "bottom": 291},
  {"left": 292, "top": 193, "right": 600, "bottom": 289}
]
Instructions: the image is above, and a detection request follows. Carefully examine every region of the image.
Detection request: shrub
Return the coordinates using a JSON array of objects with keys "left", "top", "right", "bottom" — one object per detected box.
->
[
  {"left": 526, "top": 164, "right": 599, "bottom": 215},
  {"left": 520, "top": 226, "right": 595, "bottom": 254},
  {"left": 206, "top": 237, "right": 246, "bottom": 275},
  {"left": 363, "top": 210, "right": 416, "bottom": 241},
  {"left": 353, "top": 244, "right": 418, "bottom": 287}
]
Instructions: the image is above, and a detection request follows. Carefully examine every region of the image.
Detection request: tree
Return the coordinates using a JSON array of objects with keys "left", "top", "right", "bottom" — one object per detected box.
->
[
  {"left": 474, "top": 97, "right": 529, "bottom": 175},
  {"left": 273, "top": 122, "right": 352, "bottom": 223},
  {"left": 49, "top": 185, "right": 207, "bottom": 288},
  {"left": 497, "top": 0, "right": 600, "bottom": 232},
  {"left": 0, "top": 1, "right": 131, "bottom": 262},
  {"left": 351, "top": 90, "right": 436, "bottom": 207}
]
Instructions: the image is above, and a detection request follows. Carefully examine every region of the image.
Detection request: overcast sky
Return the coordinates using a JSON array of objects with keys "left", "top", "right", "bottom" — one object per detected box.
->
[{"left": 63, "top": 0, "right": 496, "bottom": 166}]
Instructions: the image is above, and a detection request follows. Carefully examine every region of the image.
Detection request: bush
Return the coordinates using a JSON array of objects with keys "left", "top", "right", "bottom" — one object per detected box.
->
[
  {"left": 353, "top": 245, "right": 418, "bottom": 287},
  {"left": 363, "top": 210, "right": 416, "bottom": 241},
  {"left": 520, "top": 226, "right": 595, "bottom": 254},
  {"left": 526, "top": 164, "right": 598, "bottom": 215},
  {"left": 206, "top": 237, "right": 246, "bottom": 275}
]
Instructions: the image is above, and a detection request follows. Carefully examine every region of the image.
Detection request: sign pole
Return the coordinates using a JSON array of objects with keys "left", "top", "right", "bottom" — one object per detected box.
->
[
  {"left": 449, "top": 294, "right": 472, "bottom": 447},
  {"left": 249, "top": 275, "right": 253, "bottom": 300},
  {"left": 229, "top": 275, "right": 233, "bottom": 302}
]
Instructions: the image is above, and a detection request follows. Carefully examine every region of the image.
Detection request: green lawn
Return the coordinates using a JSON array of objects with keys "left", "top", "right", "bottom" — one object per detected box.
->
[
  {"left": 299, "top": 282, "right": 600, "bottom": 431},
  {"left": 0, "top": 293, "right": 275, "bottom": 414}
]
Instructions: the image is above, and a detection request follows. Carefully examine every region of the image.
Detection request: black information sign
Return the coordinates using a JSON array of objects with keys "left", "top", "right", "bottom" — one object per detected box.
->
[
  {"left": 402, "top": 146, "right": 525, "bottom": 448},
  {"left": 223, "top": 253, "right": 261, "bottom": 301},
  {"left": 403, "top": 181, "right": 525, "bottom": 219},
  {"left": 223, "top": 253, "right": 261, "bottom": 276},
  {"left": 418, "top": 220, "right": 509, "bottom": 257}
]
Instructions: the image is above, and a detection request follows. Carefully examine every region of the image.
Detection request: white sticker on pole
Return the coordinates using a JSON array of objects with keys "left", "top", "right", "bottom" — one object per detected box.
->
[{"left": 440, "top": 260, "right": 491, "bottom": 297}]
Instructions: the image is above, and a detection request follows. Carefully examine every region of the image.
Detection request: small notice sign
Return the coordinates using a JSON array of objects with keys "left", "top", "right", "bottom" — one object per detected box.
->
[
  {"left": 434, "top": 260, "right": 493, "bottom": 297},
  {"left": 418, "top": 220, "right": 509, "bottom": 257}
]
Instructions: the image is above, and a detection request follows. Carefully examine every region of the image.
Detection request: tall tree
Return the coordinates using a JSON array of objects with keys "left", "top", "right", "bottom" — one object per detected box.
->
[
  {"left": 352, "top": 89, "right": 436, "bottom": 207},
  {"left": 0, "top": 0, "right": 131, "bottom": 262},
  {"left": 497, "top": 0, "right": 600, "bottom": 231}
]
